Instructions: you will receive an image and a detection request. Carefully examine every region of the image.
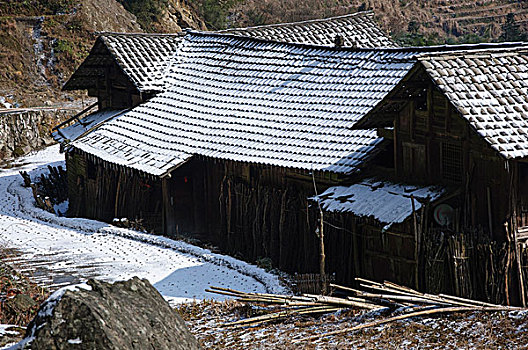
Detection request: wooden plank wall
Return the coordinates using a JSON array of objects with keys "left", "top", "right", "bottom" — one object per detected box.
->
[
  {"left": 67, "top": 149, "right": 424, "bottom": 286},
  {"left": 66, "top": 149, "right": 162, "bottom": 232}
]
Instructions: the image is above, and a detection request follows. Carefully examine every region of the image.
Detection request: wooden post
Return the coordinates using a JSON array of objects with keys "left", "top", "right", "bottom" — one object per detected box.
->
[
  {"left": 162, "top": 178, "right": 168, "bottom": 234},
  {"left": 410, "top": 100, "right": 415, "bottom": 141},
  {"left": 504, "top": 222, "right": 512, "bottom": 305},
  {"left": 487, "top": 187, "right": 493, "bottom": 239},
  {"left": 114, "top": 169, "right": 121, "bottom": 219},
  {"left": 393, "top": 119, "right": 399, "bottom": 177},
  {"left": 512, "top": 162, "right": 526, "bottom": 307},
  {"left": 411, "top": 195, "right": 419, "bottom": 290},
  {"left": 513, "top": 223, "right": 526, "bottom": 307},
  {"left": 312, "top": 171, "right": 326, "bottom": 295},
  {"left": 318, "top": 207, "right": 326, "bottom": 295},
  {"left": 352, "top": 218, "right": 361, "bottom": 282}
]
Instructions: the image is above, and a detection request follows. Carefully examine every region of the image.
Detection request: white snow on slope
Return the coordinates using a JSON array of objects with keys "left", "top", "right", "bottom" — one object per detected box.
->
[
  {"left": 0, "top": 145, "right": 287, "bottom": 304},
  {"left": 0, "top": 325, "right": 22, "bottom": 337}
]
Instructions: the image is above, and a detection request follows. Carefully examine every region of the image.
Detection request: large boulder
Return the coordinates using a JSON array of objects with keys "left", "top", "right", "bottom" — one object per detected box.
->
[{"left": 18, "top": 278, "right": 200, "bottom": 350}]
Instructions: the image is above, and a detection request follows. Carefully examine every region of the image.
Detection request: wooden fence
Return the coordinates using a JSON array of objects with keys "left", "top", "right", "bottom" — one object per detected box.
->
[{"left": 423, "top": 227, "right": 518, "bottom": 305}]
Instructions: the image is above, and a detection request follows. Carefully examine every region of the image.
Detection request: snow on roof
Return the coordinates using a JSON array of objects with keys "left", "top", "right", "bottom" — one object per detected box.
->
[
  {"left": 313, "top": 179, "right": 445, "bottom": 225},
  {"left": 221, "top": 11, "right": 398, "bottom": 48},
  {"left": 63, "top": 33, "right": 184, "bottom": 92},
  {"left": 71, "top": 32, "right": 421, "bottom": 176},
  {"left": 63, "top": 12, "right": 395, "bottom": 94},
  {"left": 418, "top": 46, "right": 528, "bottom": 159},
  {"left": 52, "top": 109, "right": 127, "bottom": 143}
]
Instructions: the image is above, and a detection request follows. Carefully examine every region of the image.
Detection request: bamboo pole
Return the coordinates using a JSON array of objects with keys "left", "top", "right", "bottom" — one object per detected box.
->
[
  {"left": 437, "top": 294, "right": 503, "bottom": 308},
  {"left": 357, "top": 281, "right": 490, "bottom": 308},
  {"left": 330, "top": 283, "right": 357, "bottom": 294},
  {"left": 293, "top": 306, "right": 520, "bottom": 344},
  {"left": 384, "top": 281, "right": 424, "bottom": 296},
  {"left": 355, "top": 277, "right": 384, "bottom": 288},
  {"left": 301, "top": 294, "right": 383, "bottom": 310},
  {"left": 224, "top": 306, "right": 342, "bottom": 328}
]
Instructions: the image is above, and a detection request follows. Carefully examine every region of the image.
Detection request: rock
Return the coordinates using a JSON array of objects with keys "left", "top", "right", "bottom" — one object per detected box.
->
[
  {"left": 19, "top": 278, "right": 200, "bottom": 350},
  {"left": 4, "top": 294, "right": 37, "bottom": 313}
]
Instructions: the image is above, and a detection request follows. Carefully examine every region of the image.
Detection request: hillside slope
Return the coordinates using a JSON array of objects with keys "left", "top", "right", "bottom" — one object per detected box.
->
[
  {"left": 2, "top": 0, "right": 527, "bottom": 107},
  {"left": 228, "top": 0, "right": 528, "bottom": 44},
  {"left": 0, "top": 0, "right": 202, "bottom": 107}
]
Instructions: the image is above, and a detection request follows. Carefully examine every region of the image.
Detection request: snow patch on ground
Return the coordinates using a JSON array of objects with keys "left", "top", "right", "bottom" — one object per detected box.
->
[
  {"left": 0, "top": 326, "right": 21, "bottom": 337},
  {"left": 0, "top": 145, "right": 288, "bottom": 305},
  {"left": 52, "top": 200, "right": 68, "bottom": 216}
]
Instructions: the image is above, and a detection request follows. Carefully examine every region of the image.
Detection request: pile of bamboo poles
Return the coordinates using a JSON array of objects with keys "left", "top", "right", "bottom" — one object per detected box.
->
[{"left": 207, "top": 278, "right": 524, "bottom": 342}]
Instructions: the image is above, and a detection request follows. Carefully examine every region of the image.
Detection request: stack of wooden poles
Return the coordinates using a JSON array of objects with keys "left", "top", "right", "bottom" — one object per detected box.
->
[{"left": 207, "top": 277, "right": 523, "bottom": 341}]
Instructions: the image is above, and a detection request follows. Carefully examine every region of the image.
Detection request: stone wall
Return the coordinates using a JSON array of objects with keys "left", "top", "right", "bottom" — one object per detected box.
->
[{"left": 0, "top": 108, "right": 76, "bottom": 159}]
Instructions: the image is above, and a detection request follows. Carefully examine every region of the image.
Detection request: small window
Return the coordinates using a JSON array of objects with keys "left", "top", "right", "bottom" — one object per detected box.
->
[
  {"left": 402, "top": 143, "right": 426, "bottom": 179},
  {"left": 441, "top": 142, "right": 463, "bottom": 182},
  {"left": 415, "top": 93, "right": 428, "bottom": 111}
]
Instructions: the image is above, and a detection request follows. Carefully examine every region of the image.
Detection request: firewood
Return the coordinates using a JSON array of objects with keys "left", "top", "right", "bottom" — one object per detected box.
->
[
  {"left": 293, "top": 306, "right": 521, "bottom": 344},
  {"left": 208, "top": 278, "right": 526, "bottom": 331},
  {"left": 302, "top": 294, "right": 383, "bottom": 310},
  {"left": 224, "top": 306, "right": 342, "bottom": 328}
]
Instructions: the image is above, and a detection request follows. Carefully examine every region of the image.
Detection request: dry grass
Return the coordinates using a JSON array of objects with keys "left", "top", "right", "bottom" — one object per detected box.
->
[
  {"left": 0, "top": 249, "right": 50, "bottom": 326},
  {"left": 177, "top": 300, "right": 528, "bottom": 349}
]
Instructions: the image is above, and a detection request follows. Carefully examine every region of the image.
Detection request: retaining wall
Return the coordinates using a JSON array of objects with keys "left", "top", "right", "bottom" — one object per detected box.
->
[{"left": 0, "top": 108, "right": 76, "bottom": 159}]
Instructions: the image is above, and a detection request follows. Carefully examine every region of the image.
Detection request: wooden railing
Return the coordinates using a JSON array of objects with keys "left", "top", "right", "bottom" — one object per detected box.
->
[{"left": 51, "top": 102, "right": 98, "bottom": 131}]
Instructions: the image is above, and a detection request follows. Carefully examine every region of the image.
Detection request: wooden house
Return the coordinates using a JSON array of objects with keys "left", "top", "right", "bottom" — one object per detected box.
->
[
  {"left": 53, "top": 33, "right": 183, "bottom": 143},
  {"left": 316, "top": 45, "right": 528, "bottom": 304},
  {"left": 59, "top": 12, "right": 528, "bottom": 303},
  {"left": 220, "top": 11, "right": 397, "bottom": 48},
  {"left": 63, "top": 31, "right": 421, "bottom": 279}
]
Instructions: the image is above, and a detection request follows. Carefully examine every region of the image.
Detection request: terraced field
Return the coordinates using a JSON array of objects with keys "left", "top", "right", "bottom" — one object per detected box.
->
[{"left": 230, "top": 0, "right": 528, "bottom": 42}]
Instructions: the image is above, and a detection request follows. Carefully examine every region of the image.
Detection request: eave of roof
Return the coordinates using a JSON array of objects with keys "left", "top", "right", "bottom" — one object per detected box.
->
[
  {"left": 418, "top": 47, "right": 528, "bottom": 160},
  {"left": 220, "top": 11, "right": 379, "bottom": 32},
  {"left": 311, "top": 179, "right": 445, "bottom": 226}
]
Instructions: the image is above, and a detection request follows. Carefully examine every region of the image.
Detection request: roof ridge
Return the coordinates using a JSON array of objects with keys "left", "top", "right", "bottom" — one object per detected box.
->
[
  {"left": 186, "top": 30, "right": 528, "bottom": 54},
  {"left": 417, "top": 44, "right": 528, "bottom": 59},
  {"left": 95, "top": 31, "right": 183, "bottom": 37},
  {"left": 219, "top": 10, "right": 375, "bottom": 32}
]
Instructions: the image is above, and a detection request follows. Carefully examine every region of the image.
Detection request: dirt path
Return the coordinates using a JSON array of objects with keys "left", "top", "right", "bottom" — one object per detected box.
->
[{"left": 0, "top": 145, "right": 287, "bottom": 304}]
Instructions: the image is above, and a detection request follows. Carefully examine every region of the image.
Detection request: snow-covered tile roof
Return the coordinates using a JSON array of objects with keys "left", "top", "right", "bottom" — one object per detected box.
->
[
  {"left": 64, "top": 12, "right": 395, "bottom": 94},
  {"left": 52, "top": 109, "right": 127, "bottom": 143},
  {"left": 221, "top": 11, "right": 397, "bottom": 48},
  {"left": 71, "top": 32, "right": 420, "bottom": 176},
  {"left": 313, "top": 179, "right": 445, "bottom": 225},
  {"left": 63, "top": 33, "right": 184, "bottom": 92},
  {"left": 419, "top": 47, "right": 528, "bottom": 159}
]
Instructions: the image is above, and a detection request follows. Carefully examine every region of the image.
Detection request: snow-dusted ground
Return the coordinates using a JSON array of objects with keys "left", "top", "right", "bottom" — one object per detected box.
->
[
  {"left": 0, "top": 326, "right": 21, "bottom": 339},
  {"left": 0, "top": 145, "right": 287, "bottom": 304}
]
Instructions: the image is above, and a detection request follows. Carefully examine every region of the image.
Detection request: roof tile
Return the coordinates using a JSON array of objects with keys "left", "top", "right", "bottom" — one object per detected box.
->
[
  {"left": 419, "top": 47, "right": 528, "bottom": 159},
  {"left": 71, "top": 33, "right": 417, "bottom": 176}
]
